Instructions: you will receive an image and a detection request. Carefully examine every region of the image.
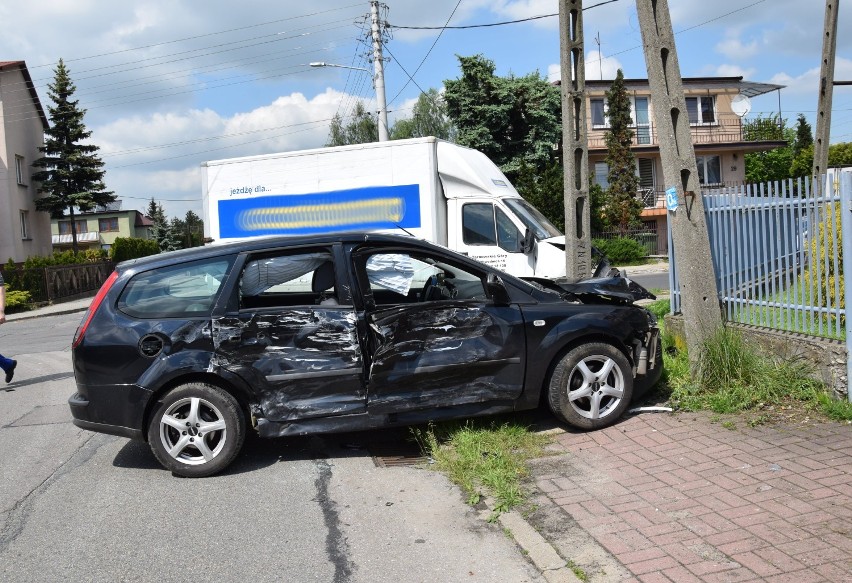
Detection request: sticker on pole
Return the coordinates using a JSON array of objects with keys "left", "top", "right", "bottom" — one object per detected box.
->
[{"left": 665, "top": 187, "right": 678, "bottom": 211}]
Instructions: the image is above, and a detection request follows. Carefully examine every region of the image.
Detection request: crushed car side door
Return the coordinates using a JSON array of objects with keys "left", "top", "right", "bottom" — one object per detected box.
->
[{"left": 351, "top": 247, "right": 527, "bottom": 415}]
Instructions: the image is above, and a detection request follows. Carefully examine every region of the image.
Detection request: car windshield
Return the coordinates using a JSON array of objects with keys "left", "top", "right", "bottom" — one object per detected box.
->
[{"left": 503, "top": 198, "right": 562, "bottom": 240}]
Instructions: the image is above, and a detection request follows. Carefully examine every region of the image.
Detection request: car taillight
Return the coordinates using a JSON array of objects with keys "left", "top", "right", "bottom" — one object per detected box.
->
[{"left": 73, "top": 270, "right": 119, "bottom": 349}]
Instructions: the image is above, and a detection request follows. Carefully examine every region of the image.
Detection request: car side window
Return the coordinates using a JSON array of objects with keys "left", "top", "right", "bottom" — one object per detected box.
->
[
  {"left": 363, "top": 252, "right": 486, "bottom": 305},
  {"left": 118, "top": 256, "right": 233, "bottom": 318},
  {"left": 239, "top": 250, "right": 338, "bottom": 309}
]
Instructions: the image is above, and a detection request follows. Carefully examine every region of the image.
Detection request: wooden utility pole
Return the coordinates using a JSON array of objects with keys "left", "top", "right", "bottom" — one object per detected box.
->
[
  {"left": 559, "top": 0, "right": 592, "bottom": 279},
  {"left": 813, "top": 0, "right": 840, "bottom": 177},
  {"left": 635, "top": 0, "right": 721, "bottom": 364}
]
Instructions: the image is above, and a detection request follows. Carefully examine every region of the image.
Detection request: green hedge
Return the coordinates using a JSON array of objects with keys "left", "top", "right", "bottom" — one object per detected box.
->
[
  {"left": 110, "top": 237, "right": 160, "bottom": 262},
  {"left": 3, "top": 289, "right": 31, "bottom": 313},
  {"left": 592, "top": 237, "right": 647, "bottom": 264}
]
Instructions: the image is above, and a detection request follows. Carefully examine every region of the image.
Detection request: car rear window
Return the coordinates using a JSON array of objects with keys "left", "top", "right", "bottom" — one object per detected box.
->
[{"left": 117, "top": 256, "right": 234, "bottom": 318}]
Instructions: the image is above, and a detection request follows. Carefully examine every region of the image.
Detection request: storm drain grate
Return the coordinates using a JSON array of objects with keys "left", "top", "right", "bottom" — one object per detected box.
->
[{"left": 368, "top": 443, "right": 428, "bottom": 468}]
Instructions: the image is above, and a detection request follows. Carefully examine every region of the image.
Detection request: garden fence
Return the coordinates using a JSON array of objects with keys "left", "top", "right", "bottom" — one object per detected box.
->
[{"left": 669, "top": 171, "right": 852, "bottom": 400}]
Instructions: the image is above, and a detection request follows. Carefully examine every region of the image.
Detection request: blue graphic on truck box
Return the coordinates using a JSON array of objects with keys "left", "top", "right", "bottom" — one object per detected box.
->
[{"left": 218, "top": 184, "right": 421, "bottom": 237}]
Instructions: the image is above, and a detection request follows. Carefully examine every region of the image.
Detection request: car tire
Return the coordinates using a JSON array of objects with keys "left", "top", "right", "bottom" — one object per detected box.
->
[
  {"left": 147, "top": 383, "right": 246, "bottom": 478},
  {"left": 547, "top": 342, "right": 633, "bottom": 430}
]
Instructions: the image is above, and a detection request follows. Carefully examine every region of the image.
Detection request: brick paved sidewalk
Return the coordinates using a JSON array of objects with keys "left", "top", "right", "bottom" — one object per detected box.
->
[{"left": 528, "top": 412, "right": 851, "bottom": 582}]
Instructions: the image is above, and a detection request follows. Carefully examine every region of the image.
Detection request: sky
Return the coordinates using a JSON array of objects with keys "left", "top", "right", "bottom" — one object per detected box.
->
[{"left": 1, "top": 0, "right": 850, "bottom": 221}]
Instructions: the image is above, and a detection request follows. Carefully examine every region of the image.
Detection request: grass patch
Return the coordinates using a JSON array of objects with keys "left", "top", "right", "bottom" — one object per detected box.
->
[
  {"left": 663, "top": 326, "right": 852, "bottom": 422},
  {"left": 644, "top": 298, "right": 671, "bottom": 320},
  {"left": 721, "top": 280, "right": 845, "bottom": 340},
  {"left": 412, "top": 419, "right": 552, "bottom": 518},
  {"left": 566, "top": 560, "right": 589, "bottom": 582}
]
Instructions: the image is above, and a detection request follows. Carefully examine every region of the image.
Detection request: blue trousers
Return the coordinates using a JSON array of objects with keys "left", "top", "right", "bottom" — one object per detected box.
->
[{"left": 0, "top": 353, "right": 13, "bottom": 372}]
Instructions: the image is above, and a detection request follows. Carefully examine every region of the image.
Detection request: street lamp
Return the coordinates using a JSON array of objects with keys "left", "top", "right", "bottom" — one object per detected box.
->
[{"left": 310, "top": 61, "right": 389, "bottom": 142}]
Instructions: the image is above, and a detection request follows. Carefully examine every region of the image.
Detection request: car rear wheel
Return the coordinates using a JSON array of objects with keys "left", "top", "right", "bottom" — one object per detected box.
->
[
  {"left": 147, "top": 383, "right": 245, "bottom": 478},
  {"left": 547, "top": 342, "right": 633, "bottom": 430}
]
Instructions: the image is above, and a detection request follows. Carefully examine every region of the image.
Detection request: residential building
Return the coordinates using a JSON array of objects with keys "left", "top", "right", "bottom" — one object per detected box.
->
[
  {"left": 584, "top": 76, "right": 785, "bottom": 254},
  {"left": 0, "top": 61, "right": 52, "bottom": 262},
  {"left": 51, "top": 203, "right": 153, "bottom": 251}
]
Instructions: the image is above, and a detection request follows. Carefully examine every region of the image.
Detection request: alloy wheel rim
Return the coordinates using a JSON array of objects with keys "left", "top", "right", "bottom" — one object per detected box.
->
[
  {"left": 159, "top": 397, "right": 228, "bottom": 465},
  {"left": 566, "top": 355, "right": 625, "bottom": 420}
]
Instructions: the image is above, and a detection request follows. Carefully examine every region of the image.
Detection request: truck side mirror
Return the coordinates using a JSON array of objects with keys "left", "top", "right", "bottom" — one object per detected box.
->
[
  {"left": 520, "top": 228, "right": 535, "bottom": 255},
  {"left": 486, "top": 273, "right": 511, "bottom": 305}
]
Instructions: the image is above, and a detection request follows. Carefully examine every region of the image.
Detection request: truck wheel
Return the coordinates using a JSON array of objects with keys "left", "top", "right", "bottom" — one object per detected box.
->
[
  {"left": 147, "top": 383, "right": 245, "bottom": 478},
  {"left": 547, "top": 342, "right": 633, "bottom": 430}
]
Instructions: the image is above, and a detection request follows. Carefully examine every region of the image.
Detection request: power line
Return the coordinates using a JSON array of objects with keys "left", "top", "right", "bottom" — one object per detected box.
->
[
  {"left": 388, "top": 0, "right": 622, "bottom": 30},
  {"left": 25, "top": 4, "right": 364, "bottom": 71},
  {"left": 386, "top": 0, "right": 461, "bottom": 107}
]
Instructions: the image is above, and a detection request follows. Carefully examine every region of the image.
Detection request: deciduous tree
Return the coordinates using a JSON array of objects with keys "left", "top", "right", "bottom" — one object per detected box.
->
[
  {"left": 743, "top": 116, "right": 793, "bottom": 184},
  {"left": 443, "top": 55, "right": 561, "bottom": 179},
  {"left": 327, "top": 101, "right": 378, "bottom": 146},
  {"left": 391, "top": 89, "right": 456, "bottom": 141}
]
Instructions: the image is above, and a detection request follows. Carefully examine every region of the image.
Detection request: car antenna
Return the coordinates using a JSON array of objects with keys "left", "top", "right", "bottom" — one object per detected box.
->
[{"left": 394, "top": 224, "right": 415, "bottom": 237}]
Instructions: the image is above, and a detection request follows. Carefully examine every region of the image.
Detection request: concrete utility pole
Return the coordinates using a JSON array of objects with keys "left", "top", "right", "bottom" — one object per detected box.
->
[
  {"left": 813, "top": 0, "right": 840, "bottom": 177},
  {"left": 559, "top": 0, "right": 592, "bottom": 279},
  {"left": 370, "top": 0, "right": 390, "bottom": 142},
  {"left": 635, "top": 0, "right": 721, "bottom": 364}
]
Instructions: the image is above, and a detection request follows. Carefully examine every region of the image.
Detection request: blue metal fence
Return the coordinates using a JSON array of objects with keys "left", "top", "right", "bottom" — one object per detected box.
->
[{"left": 669, "top": 173, "right": 850, "bottom": 338}]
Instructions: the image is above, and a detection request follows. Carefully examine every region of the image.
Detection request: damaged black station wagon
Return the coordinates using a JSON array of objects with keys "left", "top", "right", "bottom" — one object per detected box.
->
[{"left": 70, "top": 233, "right": 661, "bottom": 477}]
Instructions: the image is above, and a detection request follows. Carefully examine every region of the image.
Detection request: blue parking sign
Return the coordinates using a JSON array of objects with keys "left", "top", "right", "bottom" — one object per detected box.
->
[{"left": 665, "top": 187, "right": 678, "bottom": 211}]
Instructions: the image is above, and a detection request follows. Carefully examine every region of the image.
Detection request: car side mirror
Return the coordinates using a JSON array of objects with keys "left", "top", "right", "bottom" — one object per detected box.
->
[
  {"left": 520, "top": 228, "right": 535, "bottom": 255},
  {"left": 486, "top": 273, "right": 511, "bottom": 305}
]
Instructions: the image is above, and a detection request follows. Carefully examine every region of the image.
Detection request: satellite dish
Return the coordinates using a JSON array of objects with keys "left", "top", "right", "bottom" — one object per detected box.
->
[{"left": 731, "top": 93, "right": 752, "bottom": 117}]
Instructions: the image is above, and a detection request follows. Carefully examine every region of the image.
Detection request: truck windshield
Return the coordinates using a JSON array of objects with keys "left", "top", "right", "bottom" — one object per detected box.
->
[{"left": 503, "top": 198, "right": 562, "bottom": 240}]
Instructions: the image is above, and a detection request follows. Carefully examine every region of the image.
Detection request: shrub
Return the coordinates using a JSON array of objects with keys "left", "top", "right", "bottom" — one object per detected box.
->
[
  {"left": 592, "top": 236, "right": 646, "bottom": 264},
  {"left": 801, "top": 204, "right": 843, "bottom": 310},
  {"left": 110, "top": 237, "right": 160, "bottom": 262},
  {"left": 3, "top": 289, "right": 32, "bottom": 313}
]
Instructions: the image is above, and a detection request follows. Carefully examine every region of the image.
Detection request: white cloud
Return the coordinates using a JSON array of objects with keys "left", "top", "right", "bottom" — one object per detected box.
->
[
  {"left": 547, "top": 51, "right": 624, "bottom": 83},
  {"left": 769, "top": 57, "right": 852, "bottom": 97},
  {"left": 714, "top": 64, "right": 757, "bottom": 78},
  {"left": 584, "top": 50, "right": 624, "bottom": 81},
  {"left": 95, "top": 88, "right": 352, "bottom": 217},
  {"left": 715, "top": 35, "right": 760, "bottom": 60}
]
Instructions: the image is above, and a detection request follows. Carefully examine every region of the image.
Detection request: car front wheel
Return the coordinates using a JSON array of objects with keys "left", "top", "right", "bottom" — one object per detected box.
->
[
  {"left": 147, "top": 383, "right": 246, "bottom": 478},
  {"left": 547, "top": 342, "right": 633, "bottom": 430}
]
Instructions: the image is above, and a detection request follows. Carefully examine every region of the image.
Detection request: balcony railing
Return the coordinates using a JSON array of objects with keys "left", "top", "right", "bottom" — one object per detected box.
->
[{"left": 588, "top": 114, "right": 770, "bottom": 149}]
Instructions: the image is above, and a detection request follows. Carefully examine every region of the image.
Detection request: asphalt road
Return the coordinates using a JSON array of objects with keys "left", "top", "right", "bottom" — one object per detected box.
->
[
  {"left": 0, "top": 313, "right": 544, "bottom": 583},
  {"left": 628, "top": 270, "right": 670, "bottom": 294}
]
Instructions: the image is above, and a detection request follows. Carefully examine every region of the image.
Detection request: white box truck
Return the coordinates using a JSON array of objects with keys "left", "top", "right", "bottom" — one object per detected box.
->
[{"left": 202, "top": 137, "right": 568, "bottom": 279}]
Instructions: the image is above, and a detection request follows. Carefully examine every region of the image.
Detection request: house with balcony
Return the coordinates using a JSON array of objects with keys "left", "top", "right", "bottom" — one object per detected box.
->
[
  {"left": 51, "top": 202, "right": 153, "bottom": 251},
  {"left": 585, "top": 76, "right": 785, "bottom": 254},
  {"left": 0, "top": 61, "right": 53, "bottom": 263}
]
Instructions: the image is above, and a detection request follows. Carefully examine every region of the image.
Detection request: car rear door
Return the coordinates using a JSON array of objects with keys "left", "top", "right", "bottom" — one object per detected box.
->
[
  {"left": 352, "top": 247, "right": 526, "bottom": 414},
  {"left": 212, "top": 245, "right": 365, "bottom": 422}
]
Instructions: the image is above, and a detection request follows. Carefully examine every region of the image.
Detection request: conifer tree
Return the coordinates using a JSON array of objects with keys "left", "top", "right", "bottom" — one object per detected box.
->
[
  {"left": 603, "top": 69, "right": 642, "bottom": 234},
  {"left": 792, "top": 113, "right": 813, "bottom": 157},
  {"left": 146, "top": 198, "right": 179, "bottom": 252},
  {"left": 32, "top": 59, "right": 115, "bottom": 254}
]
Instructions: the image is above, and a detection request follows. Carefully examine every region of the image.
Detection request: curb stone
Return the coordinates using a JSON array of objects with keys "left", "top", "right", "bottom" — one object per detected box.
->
[{"left": 481, "top": 497, "right": 582, "bottom": 583}]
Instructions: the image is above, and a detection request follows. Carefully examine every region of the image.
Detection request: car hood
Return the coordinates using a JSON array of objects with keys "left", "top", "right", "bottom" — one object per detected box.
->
[
  {"left": 521, "top": 271, "right": 656, "bottom": 304},
  {"left": 560, "top": 275, "right": 656, "bottom": 303}
]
